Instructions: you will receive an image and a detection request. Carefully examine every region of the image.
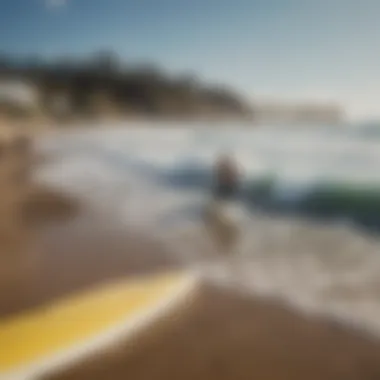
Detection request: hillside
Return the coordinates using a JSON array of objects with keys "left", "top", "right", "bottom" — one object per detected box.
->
[{"left": 0, "top": 53, "right": 253, "bottom": 123}]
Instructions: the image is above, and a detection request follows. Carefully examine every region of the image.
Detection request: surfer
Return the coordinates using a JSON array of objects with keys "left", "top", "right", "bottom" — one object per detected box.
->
[
  {"left": 212, "top": 152, "right": 240, "bottom": 201},
  {"left": 204, "top": 152, "right": 242, "bottom": 258}
]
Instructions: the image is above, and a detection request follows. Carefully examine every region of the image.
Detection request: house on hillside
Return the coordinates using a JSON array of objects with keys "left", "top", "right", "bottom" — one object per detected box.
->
[{"left": 0, "top": 79, "right": 40, "bottom": 118}]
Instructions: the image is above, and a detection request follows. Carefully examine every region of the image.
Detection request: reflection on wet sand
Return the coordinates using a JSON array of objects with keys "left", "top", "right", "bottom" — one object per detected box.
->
[
  {"left": 0, "top": 134, "right": 179, "bottom": 319},
  {"left": 0, "top": 205, "right": 179, "bottom": 318}
]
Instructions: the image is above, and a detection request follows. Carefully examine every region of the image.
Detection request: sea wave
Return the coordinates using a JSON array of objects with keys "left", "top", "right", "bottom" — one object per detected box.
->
[{"left": 36, "top": 123, "right": 380, "bottom": 338}]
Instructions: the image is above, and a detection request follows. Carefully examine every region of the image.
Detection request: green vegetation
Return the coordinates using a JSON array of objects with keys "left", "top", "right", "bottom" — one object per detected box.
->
[{"left": 0, "top": 52, "right": 252, "bottom": 120}]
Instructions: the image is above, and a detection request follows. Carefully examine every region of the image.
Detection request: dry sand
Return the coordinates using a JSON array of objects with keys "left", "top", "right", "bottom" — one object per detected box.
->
[{"left": 1, "top": 130, "right": 380, "bottom": 379}]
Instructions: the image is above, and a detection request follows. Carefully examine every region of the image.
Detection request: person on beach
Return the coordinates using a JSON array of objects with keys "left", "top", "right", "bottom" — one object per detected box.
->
[
  {"left": 212, "top": 152, "right": 240, "bottom": 202},
  {"left": 204, "top": 152, "right": 242, "bottom": 258}
]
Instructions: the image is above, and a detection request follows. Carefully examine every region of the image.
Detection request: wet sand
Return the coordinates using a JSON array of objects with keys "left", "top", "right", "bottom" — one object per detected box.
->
[
  {"left": 3, "top": 203, "right": 380, "bottom": 380},
  {"left": 47, "top": 284, "right": 380, "bottom": 380},
  {"left": 0, "top": 133, "right": 179, "bottom": 318},
  {"left": 2, "top": 133, "right": 380, "bottom": 379},
  {"left": 0, "top": 206, "right": 180, "bottom": 318}
]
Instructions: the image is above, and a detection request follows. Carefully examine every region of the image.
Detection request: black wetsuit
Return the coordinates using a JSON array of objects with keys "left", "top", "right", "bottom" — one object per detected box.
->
[
  {"left": 213, "top": 159, "right": 239, "bottom": 200},
  {"left": 214, "top": 181, "right": 237, "bottom": 200}
]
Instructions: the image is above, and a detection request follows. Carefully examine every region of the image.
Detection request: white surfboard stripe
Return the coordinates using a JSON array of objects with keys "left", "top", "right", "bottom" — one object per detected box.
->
[{"left": 1, "top": 273, "right": 200, "bottom": 380}]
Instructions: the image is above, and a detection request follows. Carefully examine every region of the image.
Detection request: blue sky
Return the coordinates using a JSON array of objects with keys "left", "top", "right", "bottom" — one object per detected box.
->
[{"left": 1, "top": 0, "right": 380, "bottom": 119}]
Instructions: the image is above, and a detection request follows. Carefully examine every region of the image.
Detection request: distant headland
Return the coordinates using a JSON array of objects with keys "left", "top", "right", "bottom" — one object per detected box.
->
[
  {"left": 0, "top": 51, "right": 253, "bottom": 125},
  {"left": 0, "top": 52, "right": 346, "bottom": 127}
]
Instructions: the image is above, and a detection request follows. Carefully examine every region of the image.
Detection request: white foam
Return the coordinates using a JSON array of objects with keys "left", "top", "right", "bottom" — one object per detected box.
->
[{"left": 34, "top": 124, "right": 380, "bottom": 338}]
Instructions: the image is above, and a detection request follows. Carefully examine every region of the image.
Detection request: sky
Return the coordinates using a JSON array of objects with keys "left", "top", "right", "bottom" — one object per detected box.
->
[{"left": 1, "top": 0, "right": 380, "bottom": 120}]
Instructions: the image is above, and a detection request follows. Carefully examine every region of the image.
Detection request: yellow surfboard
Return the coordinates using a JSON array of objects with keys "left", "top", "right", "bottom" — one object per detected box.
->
[{"left": 0, "top": 271, "right": 196, "bottom": 380}]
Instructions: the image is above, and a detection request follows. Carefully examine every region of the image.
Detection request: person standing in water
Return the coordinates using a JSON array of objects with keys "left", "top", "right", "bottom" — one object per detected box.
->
[
  {"left": 204, "top": 152, "right": 242, "bottom": 258},
  {"left": 212, "top": 152, "right": 240, "bottom": 201}
]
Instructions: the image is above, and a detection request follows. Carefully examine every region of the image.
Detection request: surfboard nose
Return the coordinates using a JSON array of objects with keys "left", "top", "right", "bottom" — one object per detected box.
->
[{"left": 0, "top": 271, "right": 197, "bottom": 380}]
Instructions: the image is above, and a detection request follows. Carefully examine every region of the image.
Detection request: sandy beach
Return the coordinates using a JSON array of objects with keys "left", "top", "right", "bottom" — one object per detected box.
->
[
  {"left": 46, "top": 283, "right": 380, "bottom": 380},
  {"left": 1, "top": 132, "right": 380, "bottom": 380},
  {"left": 5, "top": 202, "right": 380, "bottom": 380}
]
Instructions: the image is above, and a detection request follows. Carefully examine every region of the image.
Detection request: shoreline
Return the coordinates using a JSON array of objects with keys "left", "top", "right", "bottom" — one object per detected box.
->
[
  {"left": 0, "top": 114, "right": 255, "bottom": 130},
  {"left": 2, "top": 128, "right": 380, "bottom": 379},
  {"left": 0, "top": 201, "right": 181, "bottom": 318}
]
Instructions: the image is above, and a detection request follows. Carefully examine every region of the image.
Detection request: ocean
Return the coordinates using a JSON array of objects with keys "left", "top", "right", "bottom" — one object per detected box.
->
[{"left": 35, "top": 121, "right": 380, "bottom": 338}]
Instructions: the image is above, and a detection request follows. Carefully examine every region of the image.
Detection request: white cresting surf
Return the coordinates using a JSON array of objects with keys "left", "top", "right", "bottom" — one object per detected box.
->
[{"left": 35, "top": 122, "right": 380, "bottom": 338}]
